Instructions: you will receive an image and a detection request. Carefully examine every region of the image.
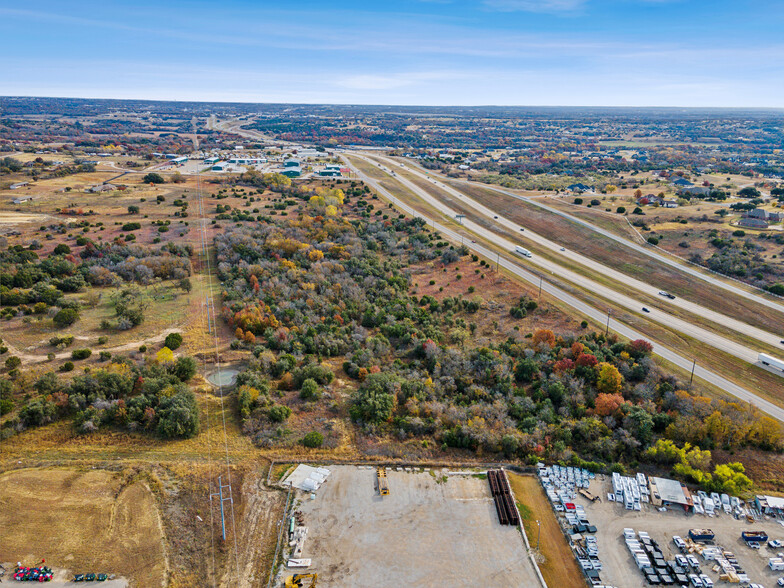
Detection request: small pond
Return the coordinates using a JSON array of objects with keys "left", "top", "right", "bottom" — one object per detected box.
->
[{"left": 206, "top": 367, "right": 240, "bottom": 388}]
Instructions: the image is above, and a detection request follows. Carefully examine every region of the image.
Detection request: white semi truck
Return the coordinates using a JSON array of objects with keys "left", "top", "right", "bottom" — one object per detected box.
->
[
  {"left": 515, "top": 245, "right": 532, "bottom": 258},
  {"left": 759, "top": 353, "right": 784, "bottom": 372}
]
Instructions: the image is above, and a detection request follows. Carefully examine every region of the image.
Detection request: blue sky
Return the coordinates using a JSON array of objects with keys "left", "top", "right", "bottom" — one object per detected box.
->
[{"left": 1, "top": 0, "right": 782, "bottom": 106}]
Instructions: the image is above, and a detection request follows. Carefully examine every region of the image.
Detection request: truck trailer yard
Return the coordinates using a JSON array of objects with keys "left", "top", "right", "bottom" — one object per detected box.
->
[
  {"left": 285, "top": 465, "right": 540, "bottom": 587},
  {"left": 566, "top": 475, "right": 784, "bottom": 588}
]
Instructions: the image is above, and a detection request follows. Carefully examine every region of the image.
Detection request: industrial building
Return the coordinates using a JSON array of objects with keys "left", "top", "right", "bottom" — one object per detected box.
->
[
  {"left": 648, "top": 477, "right": 693, "bottom": 511},
  {"left": 284, "top": 159, "right": 301, "bottom": 168},
  {"left": 281, "top": 167, "right": 301, "bottom": 178},
  {"left": 755, "top": 495, "right": 784, "bottom": 516}
]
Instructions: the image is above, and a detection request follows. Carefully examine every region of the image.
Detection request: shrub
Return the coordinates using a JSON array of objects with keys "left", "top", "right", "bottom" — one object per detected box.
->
[
  {"left": 0, "top": 397, "right": 13, "bottom": 415},
  {"left": 164, "top": 332, "right": 183, "bottom": 350},
  {"left": 4, "top": 356, "right": 21, "bottom": 370},
  {"left": 60, "top": 361, "right": 75, "bottom": 372},
  {"left": 99, "top": 351, "right": 112, "bottom": 361},
  {"left": 53, "top": 243, "right": 71, "bottom": 255},
  {"left": 268, "top": 404, "right": 291, "bottom": 422},
  {"left": 139, "top": 345, "right": 148, "bottom": 353},
  {"left": 299, "top": 378, "right": 321, "bottom": 401},
  {"left": 71, "top": 349, "right": 92, "bottom": 360},
  {"left": 303, "top": 431, "right": 324, "bottom": 448},
  {"left": 121, "top": 222, "right": 141, "bottom": 231},
  {"left": 53, "top": 308, "right": 79, "bottom": 328}
]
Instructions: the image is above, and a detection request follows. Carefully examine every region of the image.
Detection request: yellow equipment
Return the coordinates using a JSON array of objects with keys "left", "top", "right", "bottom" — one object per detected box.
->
[
  {"left": 285, "top": 573, "right": 317, "bottom": 588},
  {"left": 377, "top": 467, "right": 389, "bottom": 496}
]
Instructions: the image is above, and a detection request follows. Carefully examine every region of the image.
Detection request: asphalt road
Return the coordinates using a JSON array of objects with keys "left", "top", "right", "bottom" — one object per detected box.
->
[
  {"left": 364, "top": 154, "right": 784, "bottom": 353},
  {"left": 352, "top": 153, "right": 769, "bottom": 366},
  {"left": 343, "top": 153, "right": 784, "bottom": 423},
  {"left": 432, "top": 167, "right": 784, "bottom": 315}
]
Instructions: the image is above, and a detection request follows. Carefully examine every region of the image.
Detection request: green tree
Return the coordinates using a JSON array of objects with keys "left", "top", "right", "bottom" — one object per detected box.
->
[
  {"left": 53, "top": 307, "right": 79, "bottom": 328},
  {"left": 173, "top": 356, "right": 197, "bottom": 381},
  {"left": 350, "top": 373, "right": 399, "bottom": 424},
  {"left": 156, "top": 392, "right": 199, "bottom": 438},
  {"left": 143, "top": 173, "right": 165, "bottom": 184},
  {"left": 164, "top": 332, "right": 183, "bottom": 350}
]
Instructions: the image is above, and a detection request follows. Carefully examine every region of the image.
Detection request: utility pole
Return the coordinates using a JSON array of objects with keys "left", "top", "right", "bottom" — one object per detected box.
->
[
  {"left": 689, "top": 359, "right": 696, "bottom": 387},
  {"left": 605, "top": 309, "right": 611, "bottom": 336},
  {"left": 210, "top": 476, "right": 234, "bottom": 541},
  {"left": 496, "top": 252, "right": 500, "bottom": 273},
  {"left": 536, "top": 520, "right": 541, "bottom": 550},
  {"left": 538, "top": 276, "right": 542, "bottom": 300}
]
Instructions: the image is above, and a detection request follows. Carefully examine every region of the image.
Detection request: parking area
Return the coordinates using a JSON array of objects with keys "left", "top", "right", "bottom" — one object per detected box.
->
[
  {"left": 580, "top": 476, "right": 784, "bottom": 588},
  {"left": 291, "top": 465, "right": 539, "bottom": 587}
]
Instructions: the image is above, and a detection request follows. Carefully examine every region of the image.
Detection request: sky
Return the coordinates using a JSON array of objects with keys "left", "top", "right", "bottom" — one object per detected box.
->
[{"left": 1, "top": 0, "right": 783, "bottom": 107}]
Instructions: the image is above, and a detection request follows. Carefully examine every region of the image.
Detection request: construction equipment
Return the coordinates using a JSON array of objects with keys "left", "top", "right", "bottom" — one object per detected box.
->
[
  {"left": 285, "top": 573, "right": 317, "bottom": 587},
  {"left": 377, "top": 467, "right": 389, "bottom": 496}
]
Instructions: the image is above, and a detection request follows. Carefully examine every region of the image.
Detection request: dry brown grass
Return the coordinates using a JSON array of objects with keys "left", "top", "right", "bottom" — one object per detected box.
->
[
  {"left": 0, "top": 468, "right": 167, "bottom": 586},
  {"left": 507, "top": 472, "right": 585, "bottom": 588}
]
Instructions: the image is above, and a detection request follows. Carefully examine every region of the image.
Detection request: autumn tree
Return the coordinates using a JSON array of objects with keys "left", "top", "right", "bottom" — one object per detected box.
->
[
  {"left": 595, "top": 392, "right": 625, "bottom": 416},
  {"left": 532, "top": 329, "right": 555, "bottom": 349},
  {"left": 597, "top": 363, "right": 623, "bottom": 394}
]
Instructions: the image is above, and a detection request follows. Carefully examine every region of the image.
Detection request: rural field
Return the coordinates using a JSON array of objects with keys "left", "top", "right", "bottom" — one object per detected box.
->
[{"left": 2, "top": 94, "right": 784, "bottom": 588}]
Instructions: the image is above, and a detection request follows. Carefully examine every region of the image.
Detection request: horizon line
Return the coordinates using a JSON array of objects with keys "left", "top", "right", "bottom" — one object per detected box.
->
[{"left": 2, "top": 95, "right": 784, "bottom": 111}]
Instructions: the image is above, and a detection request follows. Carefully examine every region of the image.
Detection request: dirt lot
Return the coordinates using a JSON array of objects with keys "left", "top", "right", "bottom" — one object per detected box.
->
[
  {"left": 573, "top": 476, "right": 784, "bottom": 588},
  {"left": 293, "top": 465, "right": 538, "bottom": 587},
  {"left": 0, "top": 468, "right": 166, "bottom": 587}
]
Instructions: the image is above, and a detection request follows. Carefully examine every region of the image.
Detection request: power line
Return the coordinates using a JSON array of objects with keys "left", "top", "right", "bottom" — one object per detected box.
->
[
  {"left": 193, "top": 164, "right": 218, "bottom": 588},
  {"left": 194, "top": 137, "right": 242, "bottom": 584}
]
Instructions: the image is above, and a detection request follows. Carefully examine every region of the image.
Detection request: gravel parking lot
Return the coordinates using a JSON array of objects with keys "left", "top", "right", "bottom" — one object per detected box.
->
[
  {"left": 294, "top": 465, "right": 539, "bottom": 587},
  {"left": 576, "top": 476, "right": 784, "bottom": 588}
]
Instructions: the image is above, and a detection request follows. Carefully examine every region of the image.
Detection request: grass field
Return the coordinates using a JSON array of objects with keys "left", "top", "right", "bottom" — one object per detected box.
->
[
  {"left": 0, "top": 468, "right": 167, "bottom": 586},
  {"left": 507, "top": 472, "right": 585, "bottom": 588}
]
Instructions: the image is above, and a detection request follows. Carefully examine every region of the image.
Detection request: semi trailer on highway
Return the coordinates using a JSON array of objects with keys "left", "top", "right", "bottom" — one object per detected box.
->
[
  {"left": 759, "top": 353, "right": 784, "bottom": 372},
  {"left": 515, "top": 245, "right": 532, "bottom": 258}
]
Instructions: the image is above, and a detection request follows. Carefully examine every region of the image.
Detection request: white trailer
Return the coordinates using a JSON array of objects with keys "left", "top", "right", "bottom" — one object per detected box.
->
[
  {"left": 759, "top": 353, "right": 784, "bottom": 372},
  {"left": 514, "top": 245, "right": 532, "bottom": 258},
  {"left": 769, "top": 557, "right": 784, "bottom": 571}
]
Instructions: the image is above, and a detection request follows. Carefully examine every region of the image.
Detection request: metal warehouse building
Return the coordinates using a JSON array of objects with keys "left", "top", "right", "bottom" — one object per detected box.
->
[{"left": 649, "top": 477, "right": 693, "bottom": 511}]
